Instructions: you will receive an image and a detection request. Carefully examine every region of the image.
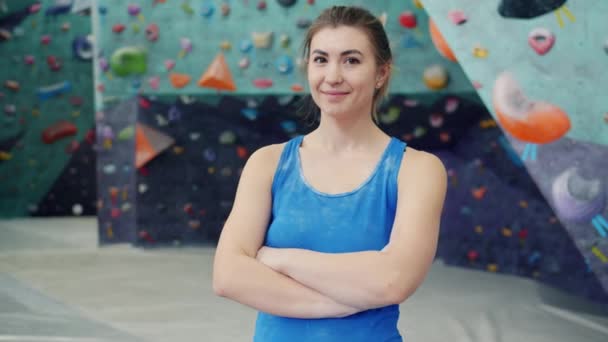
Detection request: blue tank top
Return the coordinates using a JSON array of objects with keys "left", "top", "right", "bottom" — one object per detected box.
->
[{"left": 254, "top": 135, "right": 407, "bottom": 342}]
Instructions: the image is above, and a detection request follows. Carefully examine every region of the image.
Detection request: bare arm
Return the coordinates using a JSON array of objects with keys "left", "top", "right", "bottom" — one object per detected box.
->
[
  {"left": 212, "top": 144, "right": 362, "bottom": 319},
  {"left": 257, "top": 150, "right": 447, "bottom": 309}
]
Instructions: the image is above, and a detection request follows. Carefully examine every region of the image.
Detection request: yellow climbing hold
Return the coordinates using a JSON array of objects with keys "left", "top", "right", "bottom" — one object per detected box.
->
[
  {"left": 0, "top": 151, "right": 11, "bottom": 161},
  {"left": 592, "top": 246, "right": 608, "bottom": 263},
  {"left": 220, "top": 41, "right": 232, "bottom": 51},
  {"left": 473, "top": 44, "right": 489, "bottom": 58},
  {"left": 413, "top": 0, "right": 423, "bottom": 9}
]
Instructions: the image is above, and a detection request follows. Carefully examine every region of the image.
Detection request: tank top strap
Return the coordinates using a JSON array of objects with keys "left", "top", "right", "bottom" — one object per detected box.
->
[
  {"left": 382, "top": 137, "right": 407, "bottom": 209},
  {"left": 271, "top": 135, "right": 304, "bottom": 196}
]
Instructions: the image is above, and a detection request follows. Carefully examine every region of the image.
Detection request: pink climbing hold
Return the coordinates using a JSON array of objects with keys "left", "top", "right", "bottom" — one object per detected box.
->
[
  {"left": 41, "top": 35, "right": 52, "bottom": 45},
  {"left": 29, "top": 3, "right": 42, "bottom": 13},
  {"left": 252, "top": 78, "right": 273, "bottom": 88},
  {"left": 24, "top": 55, "right": 35, "bottom": 65},
  {"left": 447, "top": 10, "right": 468, "bottom": 25},
  {"left": 148, "top": 76, "right": 160, "bottom": 90}
]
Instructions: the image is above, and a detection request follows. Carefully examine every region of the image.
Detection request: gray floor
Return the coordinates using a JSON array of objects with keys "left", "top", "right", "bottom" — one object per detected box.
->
[{"left": 1, "top": 218, "right": 607, "bottom": 342}]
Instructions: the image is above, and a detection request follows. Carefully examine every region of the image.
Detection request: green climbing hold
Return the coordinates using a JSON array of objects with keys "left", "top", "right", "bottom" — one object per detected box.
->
[{"left": 110, "top": 46, "right": 148, "bottom": 77}]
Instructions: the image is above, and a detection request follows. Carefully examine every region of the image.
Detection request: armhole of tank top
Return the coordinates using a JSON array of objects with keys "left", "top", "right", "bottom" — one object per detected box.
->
[
  {"left": 389, "top": 141, "right": 408, "bottom": 207},
  {"left": 270, "top": 139, "right": 296, "bottom": 198}
]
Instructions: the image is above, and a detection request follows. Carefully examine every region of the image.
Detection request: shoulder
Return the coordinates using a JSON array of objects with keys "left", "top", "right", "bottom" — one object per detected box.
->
[
  {"left": 398, "top": 147, "right": 447, "bottom": 191},
  {"left": 241, "top": 142, "right": 288, "bottom": 181}
]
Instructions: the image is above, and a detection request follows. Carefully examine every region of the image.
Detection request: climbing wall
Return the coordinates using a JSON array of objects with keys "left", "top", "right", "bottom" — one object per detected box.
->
[
  {"left": 91, "top": 0, "right": 474, "bottom": 96},
  {"left": 422, "top": 0, "right": 608, "bottom": 298},
  {"left": 0, "top": 0, "right": 96, "bottom": 217},
  {"left": 91, "top": 0, "right": 476, "bottom": 242}
]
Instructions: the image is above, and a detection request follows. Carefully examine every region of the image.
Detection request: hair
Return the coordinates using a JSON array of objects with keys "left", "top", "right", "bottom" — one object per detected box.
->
[{"left": 298, "top": 5, "right": 393, "bottom": 124}]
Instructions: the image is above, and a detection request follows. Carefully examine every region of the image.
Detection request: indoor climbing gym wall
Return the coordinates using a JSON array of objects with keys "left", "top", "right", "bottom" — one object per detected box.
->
[
  {"left": 422, "top": 0, "right": 608, "bottom": 301},
  {"left": 89, "top": 0, "right": 608, "bottom": 304},
  {"left": 91, "top": 0, "right": 475, "bottom": 244},
  {"left": 0, "top": 0, "right": 96, "bottom": 217}
]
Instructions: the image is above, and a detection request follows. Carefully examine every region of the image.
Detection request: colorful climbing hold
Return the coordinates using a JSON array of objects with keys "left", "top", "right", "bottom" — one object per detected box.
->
[
  {"left": 253, "top": 78, "right": 273, "bottom": 88},
  {"left": 291, "top": 84, "right": 304, "bottom": 92},
  {"left": 275, "top": 55, "right": 294, "bottom": 74},
  {"left": 37, "top": 81, "right": 72, "bottom": 101},
  {"left": 45, "top": 55, "right": 60, "bottom": 71},
  {"left": 528, "top": 28, "right": 555, "bottom": 55},
  {"left": 429, "top": 113, "right": 444, "bottom": 128},
  {"left": 164, "top": 59, "right": 175, "bottom": 71},
  {"left": 239, "top": 40, "right": 253, "bottom": 53},
  {"left": 472, "top": 44, "right": 489, "bottom": 58},
  {"left": 280, "top": 34, "right": 291, "bottom": 48},
  {"left": 398, "top": 11, "right": 417, "bottom": 29},
  {"left": 40, "top": 35, "right": 51, "bottom": 45},
  {"left": 127, "top": 4, "right": 141, "bottom": 16},
  {"left": 423, "top": 64, "right": 449, "bottom": 90},
  {"left": 277, "top": 0, "right": 297, "bottom": 7},
  {"left": 447, "top": 10, "right": 467, "bottom": 25},
  {"left": 221, "top": 3, "right": 231, "bottom": 16},
  {"left": 148, "top": 76, "right": 160, "bottom": 90},
  {"left": 252, "top": 32, "right": 273, "bottom": 49},
  {"left": 112, "top": 24, "right": 126, "bottom": 34},
  {"left": 238, "top": 57, "right": 250, "bottom": 69},
  {"left": 72, "top": 35, "right": 94, "bottom": 60},
  {"left": 471, "top": 186, "right": 487, "bottom": 200},
  {"left": 110, "top": 46, "right": 147, "bottom": 77},
  {"left": 220, "top": 40, "right": 232, "bottom": 51},
  {"left": 145, "top": 23, "right": 159, "bottom": 42},
  {"left": 219, "top": 131, "right": 237, "bottom": 144},
  {"left": 4, "top": 80, "right": 19, "bottom": 92},
  {"left": 201, "top": 3, "right": 215, "bottom": 18},
  {"left": 429, "top": 20, "right": 457, "bottom": 62},
  {"left": 42, "top": 120, "right": 78, "bottom": 144},
  {"left": 257, "top": 0, "right": 267, "bottom": 10},
  {"left": 198, "top": 53, "right": 237, "bottom": 91},
  {"left": 493, "top": 71, "right": 570, "bottom": 144},
  {"left": 169, "top": 73, "right": 191, "bottom": 88},
  {"left": 180, "top": 37, "right": 193, "bottom": 56},
  {"left": 296, "top": 18, "right": 312, "bottom": 29}
]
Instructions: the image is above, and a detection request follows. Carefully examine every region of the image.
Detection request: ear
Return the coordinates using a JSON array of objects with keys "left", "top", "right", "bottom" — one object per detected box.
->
[{"left": 376, "top": 62, "right": 392, "bottom": 87}]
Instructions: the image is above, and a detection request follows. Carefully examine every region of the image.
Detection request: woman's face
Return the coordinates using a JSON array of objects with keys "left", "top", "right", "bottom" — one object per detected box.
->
[{"left": 307, "top": 25, "right": 386, "bottom": 120}]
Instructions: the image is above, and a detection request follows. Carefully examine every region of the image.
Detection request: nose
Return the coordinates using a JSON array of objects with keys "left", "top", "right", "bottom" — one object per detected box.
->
[{"left": 325, "top": 63, "right": 343, "bottom": 85}]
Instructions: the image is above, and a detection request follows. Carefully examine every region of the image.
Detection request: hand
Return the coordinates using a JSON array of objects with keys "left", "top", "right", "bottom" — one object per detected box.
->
[{"left": 256, "top": 246, "right": 282, "bottom": 272}]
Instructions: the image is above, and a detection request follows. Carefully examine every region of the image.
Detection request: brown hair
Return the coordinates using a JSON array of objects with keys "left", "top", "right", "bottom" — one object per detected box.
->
[{"left": 299, "top": 6, "right": 393, "bottom": 124}]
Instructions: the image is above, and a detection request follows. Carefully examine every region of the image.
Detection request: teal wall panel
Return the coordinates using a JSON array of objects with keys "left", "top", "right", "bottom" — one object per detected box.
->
[
  {"left": 0, "top": 1, "right": 95, "bottom": 216},
  {"left": 92, "top": 0, "right": 475, "bottom": 98}
]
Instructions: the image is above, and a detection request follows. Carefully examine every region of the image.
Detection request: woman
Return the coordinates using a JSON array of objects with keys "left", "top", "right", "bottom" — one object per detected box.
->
[{"left": 213, "top": 5, "right": 447, "bottom": 341}]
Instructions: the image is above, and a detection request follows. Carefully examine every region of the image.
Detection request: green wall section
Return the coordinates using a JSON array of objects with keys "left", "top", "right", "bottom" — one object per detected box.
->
[
  {"left": 92, "top": 0, "right": 475, "bottom": 98},
  {"left": 0, "top": 1, "right": 94, "bottom": 216}
]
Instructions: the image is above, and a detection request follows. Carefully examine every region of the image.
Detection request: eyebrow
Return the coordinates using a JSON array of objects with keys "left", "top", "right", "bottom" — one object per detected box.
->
[{"left": 311, "top": 49, "right": 363, "bottom": 56}]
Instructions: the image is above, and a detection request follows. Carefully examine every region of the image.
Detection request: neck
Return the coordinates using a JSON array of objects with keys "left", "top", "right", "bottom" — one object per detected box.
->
[{"left": 307, "top": 109, "right": 386, "bottom": 153}]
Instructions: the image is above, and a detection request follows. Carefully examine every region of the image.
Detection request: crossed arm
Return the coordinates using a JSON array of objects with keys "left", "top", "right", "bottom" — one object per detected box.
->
[{"left": 213, "top": 145, "right": 447, "bottom": 318}]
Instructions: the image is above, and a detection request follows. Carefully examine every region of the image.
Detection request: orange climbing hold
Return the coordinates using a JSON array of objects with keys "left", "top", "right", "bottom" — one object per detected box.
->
[
  {"left": 429, "top": 20, "right": 457, "bottom": 62},
  {"left": 135, "top": 123, "right": 175, "bottom": 169},
  {"left": 493, "top": 72, "right": 570, "bottom": 144},
  {"left": 169, "top": 73, "right": 191, "bottom": 88},
  {"left": 198, "top": 53, "right": 236, "bottom": 91}
]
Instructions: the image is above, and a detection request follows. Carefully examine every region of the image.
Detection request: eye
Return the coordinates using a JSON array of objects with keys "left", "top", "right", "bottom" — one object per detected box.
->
[
  {"left": 312, "top": 56, "right": 327, "bottom": 63},
  {"left": 344, "top": 57, "right": 360, "bottom": 64}
]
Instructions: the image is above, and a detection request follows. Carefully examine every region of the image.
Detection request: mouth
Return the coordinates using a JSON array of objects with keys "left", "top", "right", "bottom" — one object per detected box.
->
[{"left": 320, "top": 90, "right": 350, "bottom": 96}]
